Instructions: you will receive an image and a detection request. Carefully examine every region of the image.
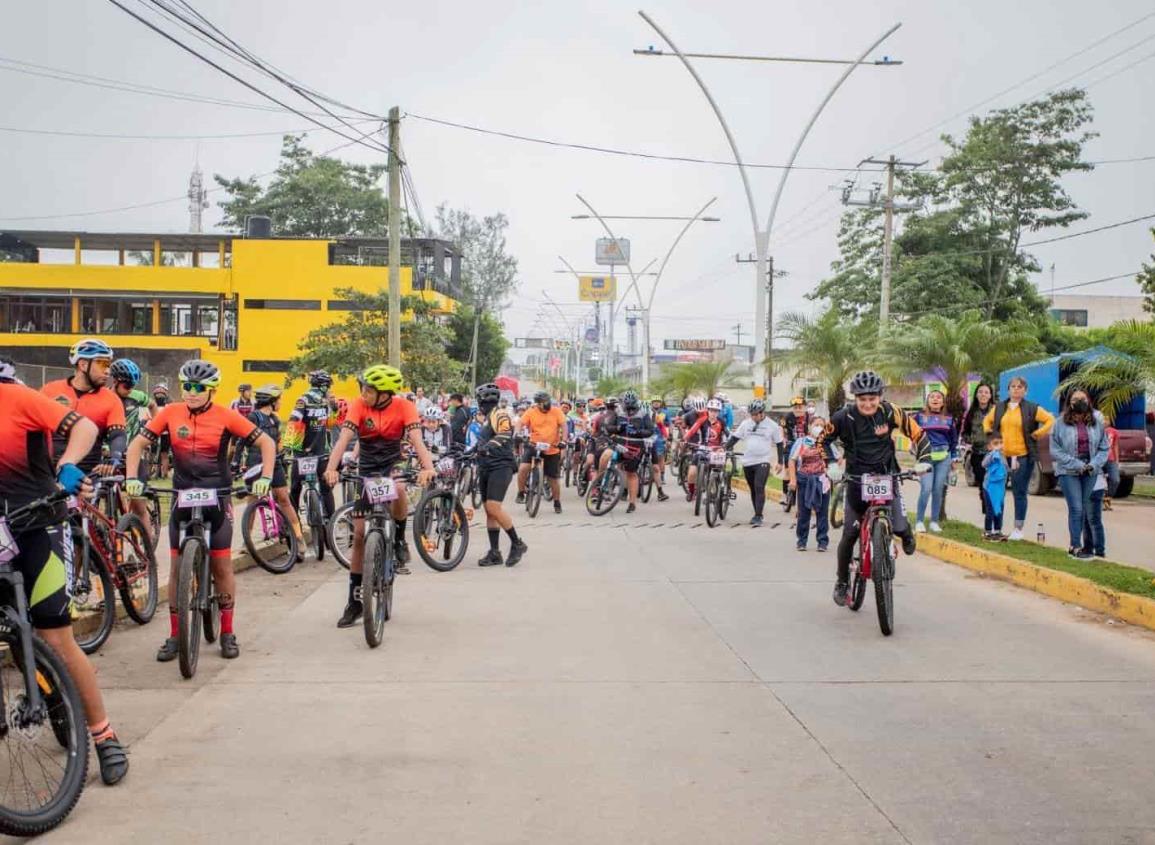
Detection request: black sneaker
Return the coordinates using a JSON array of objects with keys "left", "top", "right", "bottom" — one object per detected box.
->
[
  {"left": 516, "top": 491, "right": 526, "bottom": 504},
  {"left": 657, "top": 489, "right": 669, "bottom": 502},
  {"left": 796, "top": 543, "right": 806, "bottom": 552},
  {"left": 94, "top": 735, "right": 129, "bottom": 786},
  {"left": 626, "top": 503, "right": 636, "bottom": 514},
  {"left": 1068, "top": 547, "right": 1093, "bottom": 560},
  {"left": 219, "top": 632, "right": 239, "bottom": 659},
  {"left": 156, "top": 637, "right": 178, "bottom": 662},
  {"left": 478, "top": 549, "right": 504, "bottom": 567},
  {"left": 394, "top": 542, "right": 411, "bottom": 574},
  {"left": 751, "top": 515, "right": 763, "bottom": 527},
  {"left": 832, "top": 581, "right": 849, "bottom": 607},
  {"left": 901, "top": 531, "right": 917, "bottom": 556},
  {"left": 554, "top": 500, "right": 562, "bottom": 514},
  {"left": 337, "top": 601, "right": 363, "bottom": 628},
  {"left": 506, "top": 540, "right": 528, "bottom": 567}
]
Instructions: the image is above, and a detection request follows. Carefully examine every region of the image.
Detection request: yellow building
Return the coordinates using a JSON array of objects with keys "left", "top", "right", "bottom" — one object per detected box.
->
[{"left": 0, "top": 230, "right": 460, "bottom": 392}]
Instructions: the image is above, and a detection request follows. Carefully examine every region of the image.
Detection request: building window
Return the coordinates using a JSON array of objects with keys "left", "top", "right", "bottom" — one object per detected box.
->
[
  {"left": 0, "top": 295, "right": 70, "bottom": 333},
  {"left": 159, "top": 299, "right": 219, "bottom": 338},
  {"left": 242, "top": 360, "right": 291, "bottom": 372},
  {"left": 327, "top": 299, "right": 364, "bottom": 311},
  {"left": 221, "top": 295, "right": 238, "bottom": 351},
  {"left": 1050, "top": 308, "right": 1088, "bottom": 327},
  {"left": 243, "top": 299, "right": 321, "bottom": 310},
  {"left": 77, "top": 298, "right": 153, "bottom": 335}
]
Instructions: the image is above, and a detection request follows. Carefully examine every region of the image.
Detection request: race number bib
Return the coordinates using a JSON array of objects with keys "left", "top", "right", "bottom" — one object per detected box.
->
[
  {"left": 296, "top": 456, "right": 320, "bottom": 475},
  {"left": 363, "top": 477, "right": 398, "bottom": 504},
  {"left": 708, "top": 450, "right": 727, "bottom": 466},
  {"left": 177, "top": 488, "right": 219, "bottom": 509},
  {"left": 436, "top": 457, "right": 456, "bottom": 476},
  {"left": 861, "top": 474, "right": 893, "bottom": 502},
  {"left": 535, "top": 442, "right": 551, "bottom": 452},
  {"left": 243, "top": 464, "right": 265, "bottom": 482},
  {"left": 0, "top": 518, "right": 18, "bottom": 564}
]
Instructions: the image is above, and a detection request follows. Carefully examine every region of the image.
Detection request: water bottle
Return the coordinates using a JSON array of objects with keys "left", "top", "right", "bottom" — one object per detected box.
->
[
  {"left": 948, "top": 468, "right": 958, "bottom": 487},
  {"left": 1036, "top": 522, "right": 1046, "bottom": 544}
]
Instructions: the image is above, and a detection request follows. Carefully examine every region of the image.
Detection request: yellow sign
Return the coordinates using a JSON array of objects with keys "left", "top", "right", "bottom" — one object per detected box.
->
[{"left": 578, "top": 275, "right": 617, "bottom": 303}]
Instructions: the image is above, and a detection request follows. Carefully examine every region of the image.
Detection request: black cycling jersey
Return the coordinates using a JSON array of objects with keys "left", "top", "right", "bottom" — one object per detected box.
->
[
  {"left": 289, "top": 389, "right": 330, "bottom": 456},
  {"left": 827, "top": 402, "right": 928, "bottom": 475}
]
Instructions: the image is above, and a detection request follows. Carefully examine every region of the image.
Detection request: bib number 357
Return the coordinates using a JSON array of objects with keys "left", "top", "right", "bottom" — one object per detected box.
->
[
  {"left": 861, "top": 474, "right": 893, "bottom": 502},
  {"left": 364, "top": 477, "right": 398, "bottom": 504}
]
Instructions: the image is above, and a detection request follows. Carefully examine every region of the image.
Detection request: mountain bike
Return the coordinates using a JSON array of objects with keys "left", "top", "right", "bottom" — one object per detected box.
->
[
  {"left": 359, "top": 470, "right": 418, "bottom": 648},
  {"left": 95, "top": 471, "right": 161, "bottom": 553},
  {"left": 523, "top": 441, "right": 553, "bottom": 518},
  {"left": 702, "top": 450, "right": 737, "bottom": 528},
  {"left": 295, "top": 455, "right": 330, "bottom": 561},
  {"left": 413, "top": 452, "right": 471, "bottom": 572},
  {"left": 637, "top": 441, "right": 656, "bottom": 504},
  {"left": 70, "top": 477, "right": 158, "bottom": 654},
  {"left": 238, "top": 466, "right": 299, "bottom": 574},
  {"left": 0, "top": 492, "right": 90, "bottom": 837},
  {"left": 585, "top": 439, "right": 626, "bottom": 516},
  {"left": 328, "top": 474, "right": 361, "bottom": 571},
  {"left": 842, "top": 467, "right": 924, "bottom": 636}
]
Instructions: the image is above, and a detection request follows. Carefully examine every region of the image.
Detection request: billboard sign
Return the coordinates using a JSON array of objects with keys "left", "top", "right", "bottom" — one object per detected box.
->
[
  {"left": 595, "top": 238, "right": 631, "bottom": 265},
  {"left": 663, "top": 339, "right": 726, "bottom": 351},
  {"left": 515, "top": 337, "right": 552, "bottom": 349},
  {"left": 579, "top": 275, "right": 617, "bottom": 303},
  {"left": 585, "top": 327, "right": 599, "bottom": 343}
]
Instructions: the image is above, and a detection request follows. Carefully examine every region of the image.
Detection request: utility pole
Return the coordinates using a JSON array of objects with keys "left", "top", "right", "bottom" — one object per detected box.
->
[
  {"left": 387, "top": 106, "right": 403, "bottom": 368},
  {"left": 845, "top": 155, "right": 925, "bottom": 331},
  {"left": 732, "top": 322, "right": 744, "bottom": 347},
  {"left": 736, "top": 253, "right": 774, "bottom": 395}
]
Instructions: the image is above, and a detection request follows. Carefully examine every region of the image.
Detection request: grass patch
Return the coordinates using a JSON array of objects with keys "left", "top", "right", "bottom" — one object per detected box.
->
[
  {"left": 1133, "top": 476, "right": 1155, "bottom": 499},
  {"left": 938, "top": 518, "right": 1155, "bottom": 600}
]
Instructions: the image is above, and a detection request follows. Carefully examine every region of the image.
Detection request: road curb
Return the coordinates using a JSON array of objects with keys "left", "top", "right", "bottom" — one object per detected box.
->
[
  {"left": 730, "top": 475, "right": 784, "bottom": 503},
  {"left": 915, "top": 533, "right": 1155, "bottom": 632}
]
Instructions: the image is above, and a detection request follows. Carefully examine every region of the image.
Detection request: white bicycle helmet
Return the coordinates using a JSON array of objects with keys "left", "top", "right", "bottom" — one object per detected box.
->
[
  {"left": 705, "top": 398, "right": 723, "bottom": 412},
  {"left": 689, "top": 397, "right": 706, "bottom": 412},
  {"left": 421, "top": 406, "right": 445, "bottom": 421}
]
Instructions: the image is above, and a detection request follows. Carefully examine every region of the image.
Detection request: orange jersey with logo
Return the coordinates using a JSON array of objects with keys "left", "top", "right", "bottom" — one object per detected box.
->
[
  {"left": 0, "top": 382, "right": 82, "bottom": 512},
  {"left": 519, "top": 406, "right": 567, "bottom": 456},
  {"left": 41, "top": 378, "right": 126, "bottom": 471},
  {"left": 342, "top": 396, "right": 419, "bottom": 475},
  {"left": 143, "top": 402, "right": 258, "bottom": 490}
]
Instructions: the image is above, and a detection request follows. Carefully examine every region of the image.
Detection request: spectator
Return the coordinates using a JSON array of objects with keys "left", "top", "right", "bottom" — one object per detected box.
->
[
  {"left": 1081, "top": 471, "right": 1107, "bottom": 559},
  {"left": 961, "top": 382, "right": 996, "bottom": 520},
  {"left": 787, "top": 416, "right": 834, "bottom": 552},
  {"left": 448, "top": 392, "right": 469, "bottom": 446},
  {"left": 982, "top": 432, "right": 1008, "bottom": 540},
  {"left": 913, "top": 389, "right": 958, "bottom": 534},
  {"left": 984, "top": 375, "right": 1055, "bottom": 541},
  {"left": 1050, "top": 388, "right": 1109, "bottom": 560},
  {"left": 414, "top": 387, "right": 432, "bottom": 413}
]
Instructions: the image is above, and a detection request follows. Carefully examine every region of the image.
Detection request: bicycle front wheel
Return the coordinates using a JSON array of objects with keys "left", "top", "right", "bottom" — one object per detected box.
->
[
  {"left": 115, "top": 513, "right": 158, "bottom": 624},
  {"left": 414, "top": 490, "right": 469, "bottom": 572},
  {"left": 328, "top": 501, "right": 357, "bottom": 570},
  {"left": 585, "top": 468, "right": 623, "bottom": 516},
  {"left": 241, "top": 497, "right": 299, "bottom": 575},
  {"left": 872, "top": 518, "right": 896, "bottom": 636},
  {"left": 704, "top": 473, "right": 720, "bottom": 527},
  {"left": 71, "top": 534, "right": 115, "bottom": 655},
  {"left": 176, "top": 540, "right": 204, "bottom": 678},
  {"left": 305, "top": 488, "right": 326, "bottom": 561},
  {"left": 526, "top": 467, "right": 542, "bottom": 518},
  {"left": 0, "top": 633, "right": 89, "bottom": 837},
  {"left": 362, "top": 529, "right": 391, "bottom": 648},
  {"left": 640, "top": 461, "right": 654, "bottom": 503}
]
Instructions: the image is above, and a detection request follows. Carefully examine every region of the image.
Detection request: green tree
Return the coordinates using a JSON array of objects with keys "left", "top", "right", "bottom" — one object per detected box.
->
[
  {"left": 594, "top": 376, "right": 631, "bottom": 397},
  {"left": 1138, "top": 228, "right": 1155, "bottom": 314},
  {"left": 1057, "top": 320, "right": 1155, "bottom": 422},
  {"left": 876, "top": 310, "right": 1044, "bottom": 421},
  {"left": 215, "top": 135, "right": 393, "bottom": 237},
  {"left": 772, "top": 309, "right": 873, "bottom": 411},
  {"left": 289, "top": 289, "right": 466, "bottom": 391},
  {"left": 445, "top": 305, "right": 509, "bottom": 385}
]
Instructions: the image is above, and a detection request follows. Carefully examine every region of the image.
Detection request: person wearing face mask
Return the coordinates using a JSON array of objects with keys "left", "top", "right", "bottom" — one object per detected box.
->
[
  {"left": 787, "top": 416, "right": 836, "bottom": 551},
  {"left": 1050, "top": 389, "right": 1109, "bottom": 560},
  {"left": 912, "top": 390, "right": 958, "bottom": 534},
  {"left": 468, "top": 382, "right": 527, "bottom": 567},
  {"left": 516, "top": 391, "right": 567, "bottom": 514},
  {"left": 983, "top": 376, "right": 1055, "bottom": 540},
  {"left": 961, "top": 383, "right": 997, "bottom": 521}
]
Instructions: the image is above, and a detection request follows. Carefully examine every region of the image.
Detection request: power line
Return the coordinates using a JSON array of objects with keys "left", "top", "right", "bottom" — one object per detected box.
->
[{"left": 0, "top": 120, "right": 377, "bottom": 141}]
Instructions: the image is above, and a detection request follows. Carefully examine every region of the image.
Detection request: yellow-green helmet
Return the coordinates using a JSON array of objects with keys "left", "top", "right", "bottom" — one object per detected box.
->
[{"left": 360, "top": 364, "right": 404, "bottom": 393}]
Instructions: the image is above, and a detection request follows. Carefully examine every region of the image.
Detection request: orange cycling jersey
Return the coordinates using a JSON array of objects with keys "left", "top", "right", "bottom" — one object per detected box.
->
[
  {"left": 143, "top": 402, "right": 258, "bottom": 490},
  {"left": 0, "top": 383, "right": 82, "bottom": 516},
  {"left": 41, "top": 378, "right": 126, "bottom": 470},
  {"left": 342, "top": 396, "right": 419, "bottom": 475},
  {"left": 519, "top": 406, "right": 567, "bottom": 456}
]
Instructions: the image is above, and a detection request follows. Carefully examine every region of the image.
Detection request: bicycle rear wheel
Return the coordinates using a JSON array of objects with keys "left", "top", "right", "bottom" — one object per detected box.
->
[
  {"left": 0, "top": 634, "right": 89, "bottom": 837},
  {"left": 241, "top": 497, "right": 299, "bottom": 574},
  {"left": 526, "top": 467, "right": 542, "bottom": 518},
  {"left": 362, "top": 529, "right": 391, "bottom": 648},
  {"left": 115, "top": 513, "right": 158, "bottom": 624},
  {"left": 848, "top": 551, "right": 867, "bottom": 612},
  {"left": 414, "top": 490, "right": 469, "bottom": 572},
  {"left": 144, "top": 491, "right": 162, "bottom": 552},
  {"left": 306, "top": 487, "right": 326, "bottom": 561},
  {"left": 872, "top": 518, "right": 896, "bottom": 636},
  {"left": 176, "top": 540, "right": 204, "bottom": 678},
  {"left": 71, "top": 534, "right": 115, "bottom": 655},
  {"left": 328, "top": 501, "right": 356, "bottom": 570}
]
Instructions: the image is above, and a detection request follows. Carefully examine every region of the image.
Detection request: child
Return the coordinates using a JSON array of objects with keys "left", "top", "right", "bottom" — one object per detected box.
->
[
  {"left": 981, "top": 433, "right": 1008, "bottom": 540},
  {"left": 420, "top": 406, "right": 452, "bottom": 455},
  {"left": 787, "top": 417, "right": 833, "bottom": 552}
]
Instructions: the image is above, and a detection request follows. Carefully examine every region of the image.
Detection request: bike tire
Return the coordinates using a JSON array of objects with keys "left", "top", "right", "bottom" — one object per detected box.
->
[
  {"left": 201, "top": 547, "right": 218, "bottom": 646},
  {"left": 640, "top": 461, "right": 654, "bottom": 503},
  {"left": 306, "top": 488, "right": 326, "bottom": 561},
  {"left": 328, "top": 501, "right": 356, "bottom": 570},
  {"left": 0, "top": 634, "right": 89, "bottom": 837},
  {"left": 413, "top": 490, "right": 469, "bottom": 572},
  {"left": 564, "top": 458, "right": 572, "bottom": 489},
  {"left": 71, "top": 534, "right": 115, "bottom": 656},
  {"left": 872, "top": 518, "right": 895, "bottom": 636},
  {"left": 781, "top": 485, "right": 795, "bottom": 513},
  {"left": 362, "top": 529, "right": 390, "bottom": 648},
  {"left": 176, "top": 540, "right": 203, "bottom": 678},
  {"left": 471, "top": 473, "right": 483, "bottom": 509},
  {"left": 694, "top": 467, "right": 705, "bottom": 517},
  {"left": 829, "top": 482, "right": 846, "bottom": 529},
  {"left": 144, "top": 491, "right": 162, "bottom": 553},
  {"left": 115, "top": 513, "right": 158, "bottom": 624},
  {"left": 526, "top": 467, "right": 542, "bottom": 518},
  {"left": 241, "top": 497, "right": 299, "bottom": 574},
  {"left": 585, "top": 468, "right": 623, "bottom": 516},
  {"left": 719, "top": 474, "right": 732, "bottom": 522},
  {"left": 705, "top": 473, "right": 719, "bottom": 527}
]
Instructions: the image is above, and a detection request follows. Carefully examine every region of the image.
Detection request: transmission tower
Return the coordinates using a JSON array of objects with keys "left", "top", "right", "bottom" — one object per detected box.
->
[{"left": 188, "top": 162, "right": 209, "bottom": 234}]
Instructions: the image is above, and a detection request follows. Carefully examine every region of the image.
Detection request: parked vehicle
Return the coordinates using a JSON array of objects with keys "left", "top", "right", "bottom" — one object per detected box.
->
[{"left": 997, "top": 347, "right": 1152, "bottom": 497}]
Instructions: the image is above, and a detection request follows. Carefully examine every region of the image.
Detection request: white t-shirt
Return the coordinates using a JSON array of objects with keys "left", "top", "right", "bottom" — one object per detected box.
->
[{"left": 733, "top": 416, "right": 783, "bottom": 467}]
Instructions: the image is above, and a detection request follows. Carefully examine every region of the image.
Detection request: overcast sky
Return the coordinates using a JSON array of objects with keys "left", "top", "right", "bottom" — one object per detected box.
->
[{"left": 3, "top": 0, "right": 1153, "bottom": 358}]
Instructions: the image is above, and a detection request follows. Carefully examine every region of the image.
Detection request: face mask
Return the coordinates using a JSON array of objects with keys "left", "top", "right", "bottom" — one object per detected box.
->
[
  {"left": 1072, "top": 399, "right": 1089, "bottom": 414},
  {"left": 541, "top": 401, "right": 551, "bottom": 411},
  {"left": 810, "top": 424, "right": 824, "bottom": 437}
]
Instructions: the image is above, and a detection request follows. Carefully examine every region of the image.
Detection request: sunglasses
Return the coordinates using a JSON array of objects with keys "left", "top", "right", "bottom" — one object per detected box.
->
[{"left": 181, "top": 382, "right": 211, "bottom": 394}]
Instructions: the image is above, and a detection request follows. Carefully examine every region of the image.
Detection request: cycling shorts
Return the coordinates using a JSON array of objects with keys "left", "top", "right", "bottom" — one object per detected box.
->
[
  {"left": 168, "top": 499, "right": 234, "bottom": 561},
  {"left": 478, "top": 465, "right": 513, "bottom": 503},
  {"left": 11, "top": 526, "right": 73, "bottom": 629},
  {"left": 351, "top": 463, "right": 404, "bottom": 518},
  {"left": 652, "top": 436, "right": 666, "bottom": 458}
]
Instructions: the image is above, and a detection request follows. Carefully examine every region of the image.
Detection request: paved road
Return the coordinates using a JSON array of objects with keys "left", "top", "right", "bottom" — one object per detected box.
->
[{"left": 37, "top": 486, "right": 1155, "bottom": 845}]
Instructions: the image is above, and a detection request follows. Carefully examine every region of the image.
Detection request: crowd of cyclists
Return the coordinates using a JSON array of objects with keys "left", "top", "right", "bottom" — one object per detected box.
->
[{"left": 0, "top": 329, "right": 945, "bottom": 833}]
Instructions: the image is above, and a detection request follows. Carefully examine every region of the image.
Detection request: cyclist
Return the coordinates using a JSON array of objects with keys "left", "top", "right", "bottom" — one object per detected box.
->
[
  {"left": 41, "top": 338, "right": 126, "bottom": 479},
  {"left": 421, "top": 405, "right": 453, "bottom": 455},
  {"left": 0, "top": 357, "right": 129, "bottom": 785},
  {"left": 727, "top": 399, "right": 783, "bottom": 526},
  {"left": 230, "top": 383, "right": 255, "bottom": 419},
  {"left": 322, "top": 365, "right": 436, "bottom": 627},
  {"left": 684, "top": 398, "right": 729, "bottom": 503},
  {"left": 593, "top": 391, "right": 654, "bottom": 514},
  {"left": 825, "top": 370, "right": 929, "bottom": 607},
  {"left": 243, "top": 384, "right": 305, "bottom": 559},
  {"left": 125, "top": 360, "right": 277, "bottom": 661},
  {"left": 151, "top": 382, "right": 172, "bottom": 478},
  {"left": 469, "top": 382, "right": 527, "bottom": 567},
  {"left": 516, "top": 391, "right": 567, "bottom": 514},
  {"left": 285, "top": 370, "right": 336, "bottom": 530},
  {"left": 649, "top": 398, "right": 671, "bottom": 502},
  {"left": 109, "top": 358, "right": 157, "bottom": 541}
]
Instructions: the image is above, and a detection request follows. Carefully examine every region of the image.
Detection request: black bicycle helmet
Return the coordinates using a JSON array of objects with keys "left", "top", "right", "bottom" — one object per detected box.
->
[
  {"left": 748, "top": 399, "right": 766, "bottom": 414},
  {"left": 605, "top": 395, "right": 619, "bottom": 409},
  {"left": 309, "top": 369, "right": 333, "bottom": 389},
  {"left": 533, "top": 390, "right": 550, "bottom": 404},
  {"left": 621, "top": 390, "right": 640, "bottom": 412},
  {"left": 848, "top": 370, "right": 885, "bottom": 396},
  {"left": 475, "top": 382, "right": 501, "bottom": 405},
  {"left": 238, "top": 383, "right": 252, "bottom": 392}
]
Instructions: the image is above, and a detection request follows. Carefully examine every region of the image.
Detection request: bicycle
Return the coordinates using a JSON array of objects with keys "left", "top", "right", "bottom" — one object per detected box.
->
[
  {"left": 0, "top": 492, "right": 91, "bottom": 837},
  {"left": 69, "top": 476, "right": 159, "bottom": 654},
  {"left": 358, "top": 469, "right": 418, "bottom": 648},
  {"left": 294, "top": 455, "right": 330, "bottom": 561},
  {"left": 412, "top": 452, "right": 471, "bottom": 572},
  {"left": 523, "top": 441, "right": 553, "bottom": 518},
  {"left": 237, "top": 465, "right": 300, "bottom": 575},
  {"left": 328, "top": 474, "right": 360, "bottom": 571},
  {"left": 702, "top": 450, "right": 737, "bottom": 528},
  {"left": 94, "top": 470, "right": 161, "bottom": 553},
  {"left": 636, "top": 441, "right": 656, "bottom": 504},
  {"left": 841, "top": 467, "right": 925, "bottom": 636},
  {"left": 165, "top": 485, "right": 240, "bottom": 678},
  {"left": 829, "top": 477, "right": 847, "bottom": 529}
]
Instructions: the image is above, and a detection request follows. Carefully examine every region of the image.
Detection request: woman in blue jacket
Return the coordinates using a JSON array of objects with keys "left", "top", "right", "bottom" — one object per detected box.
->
[
  {"left": 1050, "top": 388, "right": 1109, "bottom": 560},
  {"left": 913, "top": 389, "right": 958, "bottom": 533}
]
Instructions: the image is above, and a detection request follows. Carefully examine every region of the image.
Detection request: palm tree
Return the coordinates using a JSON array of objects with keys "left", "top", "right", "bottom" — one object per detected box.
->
[
  {"left": 876, "top": 309, "right": 1043, "bottom": 420},
  {"left": 772, "top": 309, "right": 873, "bottom": 412},
  {"left": 594, "top": 375, "right": 631, "bottom": 397},
  {"left": 1057, "top": 320, "right": 1155, "bottom": 421},
  {"left": 647, "top": 361, "right": 740, "bottom": 401}
]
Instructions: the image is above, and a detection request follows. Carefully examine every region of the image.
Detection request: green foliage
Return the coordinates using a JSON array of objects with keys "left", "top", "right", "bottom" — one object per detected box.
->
[
  {"left": 1033, "top": 318, "right": 1097, "bottom": 355},
  {"left": 445, "top": 305, "right": 509, "bottom": 384},
  {"left": 435, "top": 205, "right": 519, "bottom": 310},
  {"left": 594, "top": 376, "right": 631, "bottom": 397},
  {"left": 772, "top": 309, "right": 873, "bottom": 411},
  {"left": 544, "top": 376, "right": 577, "bottom": 398},
  {"left": 876, "top": 310, "right": 1044, "bottom": 420},
  {"left": 649, "top": 361, "right": 740, "bottom": 401},
  {"left": 215, "top": 135, "right": 392, "bottom": 237},
  {"left": 1139, "top": 228, "right": 1155, "bottom": 315},
  {"left": 1057, "top": 320, "right": 1155, "bottom": 422}
]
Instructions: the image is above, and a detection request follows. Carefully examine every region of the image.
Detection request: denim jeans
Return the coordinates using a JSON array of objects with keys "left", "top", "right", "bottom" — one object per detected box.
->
[
  {"left": 1080, "top": 489, "right": 1105, "bottom": 556},
  {"left": 1010, "top": 455, "right": 1034, "bottom": 527},
  {"left": 1105, "top": 461, "right": 1120, "bottom": 497},
  {"left": 796, "top": 494, "right": 830, "bottom": 548},
  {"left": 981, "top": 488, "right": 1003, "bottom": 533},
  {"left": 916, "top": 457, "right": 951, "bottom": 523},
  {"left": 1058, "top": 472, "right": 1096, "bottom": 549}
]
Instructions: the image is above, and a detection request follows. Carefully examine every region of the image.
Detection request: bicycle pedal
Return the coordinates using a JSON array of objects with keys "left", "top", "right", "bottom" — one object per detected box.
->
[{"left": 728, "top": 492, "right": 738, "bottom": 501}]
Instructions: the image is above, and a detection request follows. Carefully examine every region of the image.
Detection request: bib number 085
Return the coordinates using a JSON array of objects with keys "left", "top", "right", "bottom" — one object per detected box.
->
[{"left": 861, "top": 474, "right": 893, "bottom": 502}]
